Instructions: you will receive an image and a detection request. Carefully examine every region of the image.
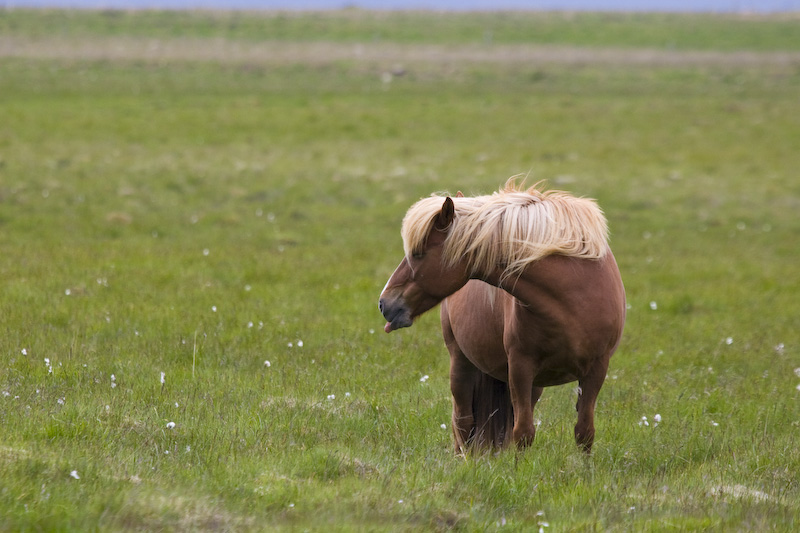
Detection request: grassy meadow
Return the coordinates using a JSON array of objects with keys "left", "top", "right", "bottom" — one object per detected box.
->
[{"left": 1, "top": 8, "right": 800, "bottom": 531}]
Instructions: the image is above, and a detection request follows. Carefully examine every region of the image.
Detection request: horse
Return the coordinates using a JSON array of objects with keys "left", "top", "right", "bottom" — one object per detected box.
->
[{"left": 378, "top": 180, "right": 626, "bottom": 453}]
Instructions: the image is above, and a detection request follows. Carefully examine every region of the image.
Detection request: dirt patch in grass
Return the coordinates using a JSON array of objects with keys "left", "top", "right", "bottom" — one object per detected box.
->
[{"left": 3, "top": 36, "right": 800, "bottom": 68}]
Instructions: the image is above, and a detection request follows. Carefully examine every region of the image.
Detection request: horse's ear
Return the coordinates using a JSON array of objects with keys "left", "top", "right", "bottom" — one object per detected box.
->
[
  {"left": 456, "top": 191, "right": 464, "bottom": 197},
  {"left": 435, "top": 197, "right": 455, "bottom": 230}
]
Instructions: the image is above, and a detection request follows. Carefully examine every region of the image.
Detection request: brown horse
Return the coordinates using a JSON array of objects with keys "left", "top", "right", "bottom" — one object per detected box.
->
[{"left": 379, "top": 181, "right": 625, "bottom": 453}]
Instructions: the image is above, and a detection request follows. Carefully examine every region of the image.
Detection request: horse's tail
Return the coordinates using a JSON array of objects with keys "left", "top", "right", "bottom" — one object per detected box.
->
[{"left": 471, "top": 371, "right": 514, "bottom": 450}]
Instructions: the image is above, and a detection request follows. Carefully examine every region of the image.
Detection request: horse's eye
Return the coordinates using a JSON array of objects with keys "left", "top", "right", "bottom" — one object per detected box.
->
[{"left": 412, "top": 252, "right": 425, "bottom": 260}]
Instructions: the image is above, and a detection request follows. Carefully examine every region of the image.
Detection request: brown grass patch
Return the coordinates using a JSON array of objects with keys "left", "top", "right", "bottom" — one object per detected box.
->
[{"left": 3, "top": 36, "right": 800, "bottom": 68}]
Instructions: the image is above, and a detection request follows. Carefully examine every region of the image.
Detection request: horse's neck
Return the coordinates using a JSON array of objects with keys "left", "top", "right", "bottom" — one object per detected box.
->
[
  {"left": 480, "top": 252, "right": 623, "bottom": 320},
  {"left": 480, "top": 255, "right": 583, "bottom": 307}
]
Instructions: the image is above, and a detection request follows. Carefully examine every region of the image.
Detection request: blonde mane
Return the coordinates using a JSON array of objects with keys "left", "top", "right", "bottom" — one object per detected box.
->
[{"left": 401, "top": 179, "right": 609, "bottom": 280}]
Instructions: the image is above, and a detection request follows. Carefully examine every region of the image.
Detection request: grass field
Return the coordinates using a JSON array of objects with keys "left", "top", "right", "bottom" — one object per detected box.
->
[{"left": 1, "top": 8, "right": 800, "bottom": 531}]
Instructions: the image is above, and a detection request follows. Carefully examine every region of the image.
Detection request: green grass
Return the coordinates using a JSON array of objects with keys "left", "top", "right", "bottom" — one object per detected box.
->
[
  {"left": 2, "top": 8, "right": 800, "bottom": 51},
  {"left": 1, "top": 8, "right": 800, "bottom": 532}
]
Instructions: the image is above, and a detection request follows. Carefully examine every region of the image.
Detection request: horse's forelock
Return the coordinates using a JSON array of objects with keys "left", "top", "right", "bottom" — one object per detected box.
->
[{"left": 401, "top": 196, "right": 448, "bottom": 258}]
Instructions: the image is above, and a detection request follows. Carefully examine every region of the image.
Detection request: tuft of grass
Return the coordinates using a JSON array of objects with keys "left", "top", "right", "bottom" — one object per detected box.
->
[{"left": 1, "top": 8, "right": 799, "bottom": 532}]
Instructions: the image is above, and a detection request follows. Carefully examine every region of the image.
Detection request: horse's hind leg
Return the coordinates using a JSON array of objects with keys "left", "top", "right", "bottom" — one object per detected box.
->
[{"left": 574, "top": 362, "right": 609, "bottom": 453}]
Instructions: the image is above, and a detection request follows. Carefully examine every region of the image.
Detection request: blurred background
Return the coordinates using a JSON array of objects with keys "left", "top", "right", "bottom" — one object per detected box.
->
[{"left": 4, "top": 1, "right": 800, "bottom": 13}]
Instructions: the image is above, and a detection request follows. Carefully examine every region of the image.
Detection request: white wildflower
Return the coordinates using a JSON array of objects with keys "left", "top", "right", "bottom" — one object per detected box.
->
[
  {"left": 649, "top": 301, "right": 657, "bottom": 310},
  {"left": 203, "top": 248, "right": 210, "bottom": 256},
  {"left": 440, "top": 423, "right": 447, "bottom": 429},
  {"left": 327, "top": 394, "right": 335, "bottom": 400},
  {"left": 794, "top": 367, "right": 800, "bottom": 378},
  {"left": 297, "top": 340, "right": 303, "bottom": 347},
  {"left": 21, "top": 348, "right": 27, "bottom": 355},
  {"left": 211, "top": 306, "right": 217, "bottom": 312},
  {"left": 264, "top": 360, "right": 271, "bottom": 367},
  {"left": 654, "top": 414, "right": 662, "bottom": 423},
  {"left": 725, "top": 337, "right": 733, "bottom": 345},
  {"left": 420, "top": 375, "right": 429, "bottom": 382},
  {"left": 160, "top": 372, "right": 165, "bottom": 385},
  {"left": 69, "top": 470, "right": 80, "bottom": 480},
  {"left": 166, "top": 421, "right": 176, "bottom": 429}
]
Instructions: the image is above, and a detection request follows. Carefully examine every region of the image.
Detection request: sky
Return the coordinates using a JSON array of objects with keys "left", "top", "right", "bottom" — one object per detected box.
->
[{"left": 3, "top": 1, "right": 799, "bottom": 12}]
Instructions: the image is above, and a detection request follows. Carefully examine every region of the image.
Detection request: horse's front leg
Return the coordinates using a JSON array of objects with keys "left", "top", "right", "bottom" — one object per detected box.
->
[
  {"left": 574, "top": 362, "right": 609, "bottom": 453},
  {"left": 449, "top": 350, "right": 479, "bottom": 453},
  {"left": 507, "top": 356, "right": 541, "bottom": 448}
]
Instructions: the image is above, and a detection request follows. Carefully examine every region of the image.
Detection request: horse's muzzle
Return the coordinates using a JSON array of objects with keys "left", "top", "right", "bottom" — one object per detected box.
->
[{"left": 378, "top": 297, "right": 413, "bottom": 333}]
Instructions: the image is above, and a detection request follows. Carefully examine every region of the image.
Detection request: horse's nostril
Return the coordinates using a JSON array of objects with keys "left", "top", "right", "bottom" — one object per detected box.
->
[{"left": 378, "top": 299, "right": 385, "bottom": 313}]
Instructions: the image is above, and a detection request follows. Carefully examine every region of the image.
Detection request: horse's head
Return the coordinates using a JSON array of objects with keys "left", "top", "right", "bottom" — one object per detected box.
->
[{"left": 379, "top": 197, "right": 470, "bottom": 333}]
